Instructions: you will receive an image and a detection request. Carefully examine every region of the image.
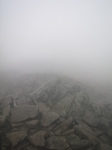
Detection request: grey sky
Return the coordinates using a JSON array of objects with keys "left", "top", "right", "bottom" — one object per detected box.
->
[{"left": 0, "top": 0, "right": 112, "bottom": 83}]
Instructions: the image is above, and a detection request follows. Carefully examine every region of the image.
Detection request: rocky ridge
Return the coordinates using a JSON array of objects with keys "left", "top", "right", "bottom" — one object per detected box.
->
[{"left": 0, "top": 73, "right": 112, "bottom": 150}]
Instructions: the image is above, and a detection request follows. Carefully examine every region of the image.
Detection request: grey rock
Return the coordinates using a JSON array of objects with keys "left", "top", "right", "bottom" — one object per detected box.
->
[
  {"left": 67, "top": 135, "right": 91, "bottom": 149},
  {"left": 99, "top": 134, "right": 110, "bottom": 144},
  {"left": 62, "top": 129, "right": 74, "bottom": 136},
  {"left": 0, "top": 105, "right": 10, "bottom": 127},
  {"left": 37, "top": 102, "right": 49, "bottom": 113},
  {"left": 11, "top": 105, "right": 38, "bottom": 123},
  {"left": 6, "top": 131, "right": 27, "bottom": 147},
  {"left": 26, "top": 145, "right": 38, "bottom": 150},
  {"left": 99, "top": 117, "right": 110, "bottom": 129},
  {"left": 41, "top": 111, "right": 59, "bottom": 127},
  {"left": 0, "top": 116, "right": 6, "bottom": 127},
  {"left": 53, "top": 117, "right": 73, "bottom": 133},
  {"left": 74, "top": 124, "right": 99, "bottom": 146},
  {"left": 46, "top": 136, "right": 69, "bottom": 150},
  {"left": 82, "top": 110, "right": 99, "bottom": 127},
  {"left": 25, "top": 119, "right": 38, "bottom": 128},
  {"left": 29, "top": 130, "right": 46, "bottom": 147},
  {"left": 98, "top": 142, "right": 112, "bottom": 150}
]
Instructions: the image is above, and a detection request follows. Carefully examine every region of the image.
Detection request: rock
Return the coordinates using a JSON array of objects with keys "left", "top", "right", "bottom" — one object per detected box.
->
[
  {"left": 99, "top": 117, "right": 110, "bottom": 129},
  {"left": 1, "top": 73, "right": 112, "bottom": 150},
  {"left": 107, "top": 128, "right": 112, "bottom": 137},
  {"left": 0, "top": 105, "right": 10, "bottom": 127},
  {"left": 74, "top": 124, "right": 98, "bottom": 146},
  {"left": 60, "top": 117, "right": 65, "bottom": 123},
  {"left": 87, "top": 147, "right": 94, "bottom": 150},
  {"left": 0, "top": 116, "right": 6, "bottom": 127},
  {"left": 46, "top": 136, "right": 69, "bottom": 150},
  {"left": 1, "top": 96, "right": 12, "bottom": 107},
  {"left": 62, "top": 129, "right": 74, "bottom": 136},
  {"left": 53, "top": 117, "right": 73, "bottom": 133},
  {"left": 26, "top": 145, "right": 38, "bottom": 150},
  {"left": 53, "top": 95, "right": 74, "bottom": 117},
  {"left": 37, "top": 102, "right": 49, "bottom": 113},
  {"left": 45, "top": 122, "right": 58, "bottom": 131},
  {"left": 99, "top": 134, "right": 110, "bottom": 144},
  {"left": 1, "top": 147, "right": 7, "bottom": 150},
  {"left": 82, "top": 110, "right": 99, "bottom": 127},
  {"left": 54, "top": 129, "right": 62, "bottom": 135},
  {"left": 6, "top": 131, "right": 27, "bottom": 147},
  {"left": 67, "top": 135, "right": 91, "bottom": 149},
  {"left": 16, "top": 96, "right": 30, "bottom": 106},
  {"left": 25, "top": 119, "right": 38, "bottom": 128},
  {"left": 14, "top": 141, "right": 29, "bottom": 150},
  {"left": 11, "top": 105, "right": 38, "bottom": 123},
  {"left": 29, "top": 130, "right": 46, "bottom": 147},
  {"left": 98, "top": 142, "right": 112, "bottom": 150},
  {"left": 28, "top": 129, "right": 37, "bottom": 135},
  {"left": 41, "top": 111, "right": 59, "bottom": 127},
  {"left": 70, "top": 91, "right": 93, "bottom": 120},
  {"left": 94, "top": 130, "right": 104, "bottom": 137},
  {"left": 11, "top": 122, "right": 23, "bottom": 128},
  {"left": 3, "top": 105, "right": 10, "bottom": 117},
  {"left": 66, "top": 148, "right": 72, "bottom": 150}
]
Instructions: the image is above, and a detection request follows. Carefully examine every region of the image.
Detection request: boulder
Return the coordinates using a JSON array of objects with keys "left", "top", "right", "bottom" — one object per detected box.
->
[
  {"left": 53, "top": 117, "right": 73, "bottom": 133},
  {"left": 41, "top": 111, "right": 59, "bottom": 127},
  {"left": 6, "top": 131, "right": 27, "bottom": 147},
  {"left": 26, "top": 145, "right": 38, "bottom": 150},
  {"left": 37, "top": 102, "right": 49, "bottom": 113},
  {"left": 62, "top": 129, "right": 74, "bottom": 136},
  {"left": 67, "top": 135, "right": 91, "bottom": 149},
  {"left": 99, "top": 117, "right": 110, "bottom": 129},
  {"left": 46, "top": 136, "right": 69, "bottom": 150},
  {"left": 74, "top": 124, "right": 98, "bottom": 146},
  {"left": 98, "top": 142, "right": 112, "bottom": 150},
  {"left": 11, "top": 122, "right": 23, "bottom": 128},
  {"left": 107, "top": 128, "right": 112, "bottom": 137},
  {"left": 3, "top": 105, "right": 10, "bottom": 117},
  {"left": 0, "top": 116, "right": 6, "bottom": 127},
  {"left": 13, "top": 140, "right": 29, "bottom": 150},
  {"left": 82, "top": 110, "right": 99, "bottom": 127},
  {"left": 87, "top": 147, "right": 94, "bottom": 150},
  {"left": 11, "top": 105, "right": 38, "bottom": 123},
  {"left": 53, "top": 95, "right": 74, "bottom": 117},
  {"left": 29, "top": 130, "right": 46, "bottom": 147},
  {"left": 99, "top": 134, "right": 110, "bottom": 144},
  {"left": 25, "top": 119, "right": 38, "bottom": 128},
  {"left": 0, "top": 105, "right": 10, "bottom": 127}
]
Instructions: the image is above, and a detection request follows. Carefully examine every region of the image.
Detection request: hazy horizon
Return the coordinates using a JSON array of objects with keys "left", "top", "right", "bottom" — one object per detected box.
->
[{"left": 1, "top": 0, "right": 112, "bottom": 85}]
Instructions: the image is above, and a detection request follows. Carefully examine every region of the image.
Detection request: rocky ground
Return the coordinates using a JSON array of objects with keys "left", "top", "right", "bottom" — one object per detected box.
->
[{"left": 0, "top": 73, "right": 112, "bottom": 150}]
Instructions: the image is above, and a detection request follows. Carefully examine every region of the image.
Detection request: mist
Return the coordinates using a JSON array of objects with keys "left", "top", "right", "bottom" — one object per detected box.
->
[
  {"left": 1, "top": 2, "right": 112, "bottom": 149},
  {"left": 1, "top": 0, "right": 112, "bottom": 86}
]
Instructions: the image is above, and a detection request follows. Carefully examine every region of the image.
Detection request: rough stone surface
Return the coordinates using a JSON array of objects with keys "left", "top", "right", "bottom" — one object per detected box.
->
[
  {"left": 46, "top": 136, "right": 69, "bottom": 150},
  {"left": 62, "top": 129, "right": 74, "bottom": 136},
  {"left": 41, "top": 111, "right": 59, "bottom": 127},
  {"left": 26, "top": 145, "right": 38, "bottom": 150},
  {"left": 53, "top": 117, "right": 73, "bottom": 133},
  {"left": 82, "top": 110, "right": 99, "bottom": 127},
  {"left": 67, "top": 135, "right": 91, "bottom": 149},
  {"left": 25, "top": 119, "right": 38, "bottom": 127},
  {"left": 6, "top": 131, "right": 27, "bottom": 147},
  {"left": 29, "top": 130, "right": 46, "bottom": 147},
  {"left": 11, "top": 105, "right": 38, "bottom": 123},
  {"left": 98, "top": 142, "right": 112, "bottom": 150},
  {"left": 0, "top": 73, "right": 112, "bottom": 150},
  {"left": 74, "top": 124, "right": 98, "bottom": 145},
  {"left": 37, "top": 102, "right": 49, "bottom": 113},
  {"left": 0, "top": 116, "right": 6, "bottom": 127}
]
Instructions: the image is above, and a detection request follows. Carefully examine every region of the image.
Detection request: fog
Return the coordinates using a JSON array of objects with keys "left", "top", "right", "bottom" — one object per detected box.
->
[{"left": 1, "top": 0, "right": 112, "bottom": 86}]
